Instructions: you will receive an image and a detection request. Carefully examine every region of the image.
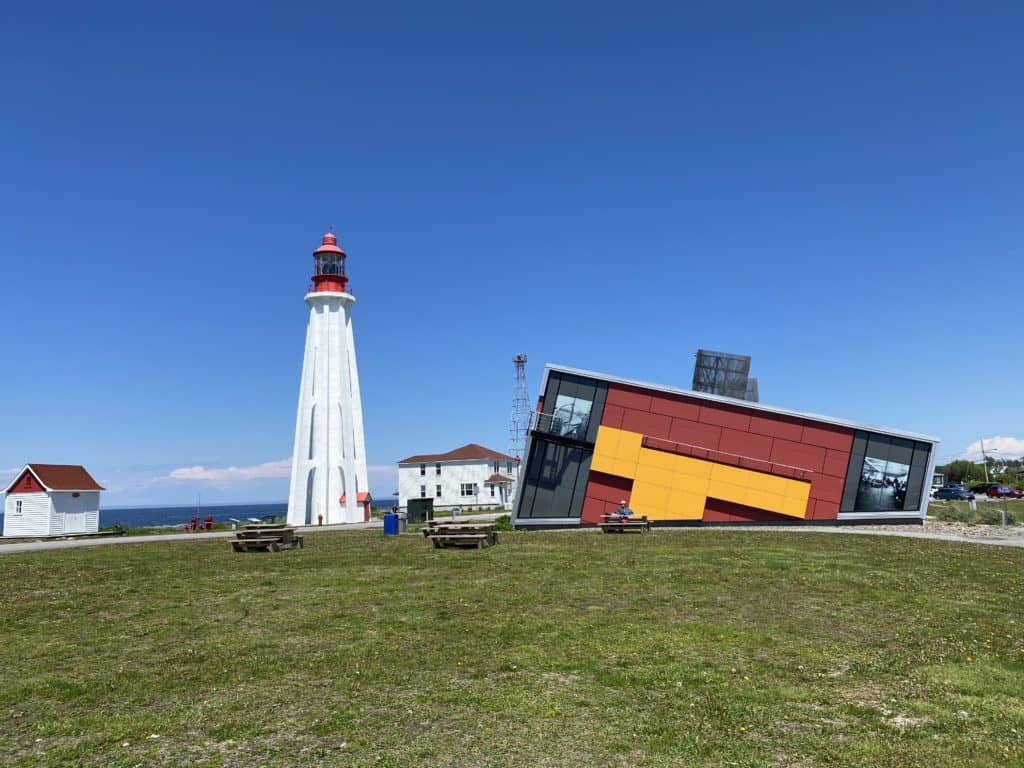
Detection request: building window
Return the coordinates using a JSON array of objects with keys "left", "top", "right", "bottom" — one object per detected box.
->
[
  {"left": 435, "top": 484, "right": 442, "bottom": 498},
  {"left": 490, "top": 485, "right": 495, "bottom": 497},
  {"left": 420, "top": 485, "right": 426, "bottom": 498},
  {"left": 507, "top": 461, "right": 514, "bottom": 473},
  {"left": 493, "top": 460, "right": 499, "bottom": 473},
  {"left": 14, "top": 500, "right": 22, "bottom": 515},
  {"left": 460, "top": 483, "right": 478, "bottom": 497},
  {"left": 841, "top": 431, "right": 932, "bottom": 513},
  {"left": 420, "top": 464, "right": 425, "bottom": 476},
  {"left": 435, "top": 463, "right": 441, "bottom": 476}
]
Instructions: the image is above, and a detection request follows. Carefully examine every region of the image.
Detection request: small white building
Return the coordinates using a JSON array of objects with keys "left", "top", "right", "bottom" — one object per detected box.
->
[
  {"left": 3, "top": 464, "right": 104, "bottom": 537},
  {"left": 398, "top": 444, "right": 519, "bottom": 512}
]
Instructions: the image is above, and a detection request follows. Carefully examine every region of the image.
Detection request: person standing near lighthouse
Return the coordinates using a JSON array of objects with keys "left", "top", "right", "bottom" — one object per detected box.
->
[{"left": 287, "top": 230, "right": 369, "bottom": 526}]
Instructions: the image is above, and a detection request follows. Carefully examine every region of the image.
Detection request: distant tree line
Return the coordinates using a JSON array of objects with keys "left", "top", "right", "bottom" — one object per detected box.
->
[{"left": 936, "top": 456, "right": 1024, "bottom": 487}]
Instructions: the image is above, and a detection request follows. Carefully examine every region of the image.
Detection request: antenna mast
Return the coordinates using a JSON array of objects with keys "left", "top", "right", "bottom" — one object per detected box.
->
[{"left": 510, "top": 354, "right": 530, "bottom": 460}]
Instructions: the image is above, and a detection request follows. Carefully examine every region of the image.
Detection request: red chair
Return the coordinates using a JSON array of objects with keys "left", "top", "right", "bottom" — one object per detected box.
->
[
  {"left": 185, "top": 517, "right": 199, "bottom": 532},
  {"left": 202, "top": 516, "right": 214, "bottom": 531}
]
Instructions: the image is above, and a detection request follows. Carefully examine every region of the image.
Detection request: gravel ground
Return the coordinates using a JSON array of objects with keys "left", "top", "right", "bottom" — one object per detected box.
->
[{"left": 876, "top": 518, "right": 1024, "bottom": 540}]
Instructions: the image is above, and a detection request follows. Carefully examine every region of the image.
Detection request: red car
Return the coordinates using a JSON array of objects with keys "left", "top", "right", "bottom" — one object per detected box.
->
[{"left": 985, "top": 485, "right": 1021, "bottom": 498}]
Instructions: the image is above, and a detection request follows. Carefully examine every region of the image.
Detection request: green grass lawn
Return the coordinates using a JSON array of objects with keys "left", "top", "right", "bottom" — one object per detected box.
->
[{"left": 1, "top": 530, "right": 1022, "bottom": 767}]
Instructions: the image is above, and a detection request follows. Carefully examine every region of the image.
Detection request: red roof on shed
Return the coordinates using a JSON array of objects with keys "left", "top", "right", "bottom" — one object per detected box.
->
[
  {"left": 4, "top": 464, "right": 105, "bottom": 493},
  {"left": 339, "top": 491, "right": 372, "bottom": 503},
  {"left": 398, "top": 443, "right": 516, "bottom": 465}
]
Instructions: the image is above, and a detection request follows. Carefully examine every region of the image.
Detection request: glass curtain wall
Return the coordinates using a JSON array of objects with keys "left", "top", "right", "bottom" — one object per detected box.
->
[
  {"left": 516, "top": 372, "right": 608, "bottom": 518},
  {"left": 841, "top": 432, "right": 932, "bottom": 513}
]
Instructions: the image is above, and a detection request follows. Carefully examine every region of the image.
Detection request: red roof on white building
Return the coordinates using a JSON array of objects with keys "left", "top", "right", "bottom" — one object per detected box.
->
[
  {"left": 398, "top": 443, "right": 516, "bottom": 465},
  {"left": 4, "top": 464, "right": 105, "bottom": 493}
]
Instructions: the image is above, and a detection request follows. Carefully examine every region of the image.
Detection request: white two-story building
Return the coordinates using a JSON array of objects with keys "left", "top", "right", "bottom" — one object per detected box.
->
[{"left": 397, "top": 443, "right": 519, "bottom": 512}]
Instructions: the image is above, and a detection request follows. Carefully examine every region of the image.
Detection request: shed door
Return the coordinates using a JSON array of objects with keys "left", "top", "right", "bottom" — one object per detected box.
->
[{"left": 64, "top": 512, "right": 86, "bottom": 534}]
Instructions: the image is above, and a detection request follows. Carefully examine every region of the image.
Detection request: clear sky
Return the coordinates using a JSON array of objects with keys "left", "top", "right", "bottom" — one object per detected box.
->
[{"left": 2, "top": 2, "right": 1022, "bottom": 506}]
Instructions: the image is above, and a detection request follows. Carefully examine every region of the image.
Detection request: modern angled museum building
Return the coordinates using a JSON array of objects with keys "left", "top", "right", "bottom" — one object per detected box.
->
[{"left": 512, "top": 365, "right": 939, "bottom": 528}]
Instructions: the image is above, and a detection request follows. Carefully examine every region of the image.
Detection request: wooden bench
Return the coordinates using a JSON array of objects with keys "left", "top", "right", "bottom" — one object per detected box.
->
[
  {"left": 599, "top": 514, "right": 650, "bottom": 534},
  {"left": 423, "top": 521, "right": 499, "bottom": 549},
  {"left": 230, "top": 526, "right": 303, "bottom": 552}
]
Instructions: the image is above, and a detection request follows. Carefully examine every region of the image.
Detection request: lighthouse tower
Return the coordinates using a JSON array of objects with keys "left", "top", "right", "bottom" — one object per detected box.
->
[{"left": 287, "top": 231, "right": 369, "bottom": 526}]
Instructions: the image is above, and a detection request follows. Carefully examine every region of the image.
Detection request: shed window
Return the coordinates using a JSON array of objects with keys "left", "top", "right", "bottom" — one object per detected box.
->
[{"left": 14, "top": 500, "right": 22, "bottom": 515}]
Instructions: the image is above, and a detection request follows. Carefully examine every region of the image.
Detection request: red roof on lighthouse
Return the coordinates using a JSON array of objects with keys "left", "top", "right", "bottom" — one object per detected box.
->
[{"left": 313, "top": 230, "right": 345, "bottom": 256}]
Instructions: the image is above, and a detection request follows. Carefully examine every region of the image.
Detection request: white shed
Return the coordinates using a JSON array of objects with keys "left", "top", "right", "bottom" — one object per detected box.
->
[{"left": 3, "top": 464, "right": 104, "bottom": 537}]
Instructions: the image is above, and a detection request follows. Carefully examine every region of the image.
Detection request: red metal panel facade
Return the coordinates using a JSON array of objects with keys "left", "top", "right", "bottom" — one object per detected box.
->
[
  {"left": 581, "top": 471, "right": 634, "bottom": 523},
  {"left": 587, "top": 382, "right": 855, "bottom": 522}
]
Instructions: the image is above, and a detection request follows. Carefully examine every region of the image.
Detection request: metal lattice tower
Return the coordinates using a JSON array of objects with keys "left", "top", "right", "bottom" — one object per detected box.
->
[{"left": 510, "top": 354, "right": 531, "bottom": 460}]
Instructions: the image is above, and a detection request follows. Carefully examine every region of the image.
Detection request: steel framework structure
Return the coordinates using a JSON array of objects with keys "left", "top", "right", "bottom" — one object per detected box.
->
[{"left": 509, "top": 354, "right": 531, "bottom": 460}]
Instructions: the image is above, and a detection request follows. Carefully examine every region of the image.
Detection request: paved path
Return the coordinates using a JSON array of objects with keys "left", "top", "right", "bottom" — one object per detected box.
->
[
  {"left": 702, "top": 525, "right": 1024, "bottom": 548},
  {"left": 0, "top": 513, "right": 505, "bottom": 556}
]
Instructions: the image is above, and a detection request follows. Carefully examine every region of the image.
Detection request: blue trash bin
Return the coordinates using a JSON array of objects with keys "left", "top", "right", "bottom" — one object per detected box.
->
[{"left": 383, "top": 512, "right": 399, "bottom": 536}]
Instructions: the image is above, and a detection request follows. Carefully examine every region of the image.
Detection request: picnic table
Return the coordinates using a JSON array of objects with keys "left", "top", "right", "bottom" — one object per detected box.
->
[
  {"left": 422, "top": 520, "right": 500, "bottom": 549},
  {"left": 599, "top": 513, "right": 650, "bottom": 534},
  {"left": 230, "top": 524, "right": 304, "bottom": 553}
]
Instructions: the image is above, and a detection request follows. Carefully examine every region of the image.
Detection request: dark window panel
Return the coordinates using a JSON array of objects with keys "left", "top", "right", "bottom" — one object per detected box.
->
[{"left": 840, "top": 431, "right": 869, "bottom": 512}]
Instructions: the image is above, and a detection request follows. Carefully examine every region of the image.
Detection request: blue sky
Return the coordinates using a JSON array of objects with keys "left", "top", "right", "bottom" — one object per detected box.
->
[{"left": 2, "top": 2, "right": 1022, "bottom": 505}]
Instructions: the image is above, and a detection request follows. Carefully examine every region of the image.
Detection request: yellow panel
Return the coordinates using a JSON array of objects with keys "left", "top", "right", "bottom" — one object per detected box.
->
[
  {"left": 593, "top": 426, "right": 619, "bottom": 462},
  {"left": 709, "top": 463, "right": 746, "bottom": 485},
  {"left": 667, "top": 488, "right": 706, "bottom": 519},
  {"left": 598, "top": 437, "right": 814, "bottom": 520},
  {"left": 782, "top": 494, "right": 810, "bottom": 519},
  {"left": 634, "top": 461, "right": 674, "bottom": 490},
  {"left": 640, "top": 447, "right": 677, "bottom": 470},
  {"left": 616, "top": 430, "right": 643, "bottom": 465},
  {"left": 613, "top": 459, "right": 637, "bottom": 480},
  {"left": 755, "top": 473, "right": 795, "bottom": 498},
  {"left": 671, "top": 456, "right": 714, "bottom": 484},
  {"left": 668, "top": 471, "right": 709, "bottom": 498},
  {"left": 707, "top": 480, "right": 754, "bottom": 509},
  {"left": 590, "top": 452, "right": 619, "bottom": 476},
  {"left": 785, "top": 481, "right": 812, "bottom": 501},
  {"left": 631, "top": 481, "right": 670, "bottom": 519},
  {"left": 746, "top": 489, "right": 787, "bottom": 514}
]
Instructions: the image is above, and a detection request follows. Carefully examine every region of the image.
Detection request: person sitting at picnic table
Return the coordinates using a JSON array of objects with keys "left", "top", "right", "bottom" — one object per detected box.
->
[{"left": 615, "top": 500, "right": 633, "bottom": 518}]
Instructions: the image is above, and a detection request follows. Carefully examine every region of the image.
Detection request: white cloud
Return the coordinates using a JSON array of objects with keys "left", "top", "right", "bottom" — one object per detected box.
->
[
  {"left": 168, "top": 460, "right": 397, "bottom": 491},
  {"left": 960, "top": 436, "right": 1024, "bottom": 461},
  {"left": 170, "top": 458, "right": 292, "bottom": 483}
]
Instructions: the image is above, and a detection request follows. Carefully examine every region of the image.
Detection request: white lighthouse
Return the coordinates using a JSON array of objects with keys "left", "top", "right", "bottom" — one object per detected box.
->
[{"left": 287, "top": 231, "right": 369, "bottom": 526}]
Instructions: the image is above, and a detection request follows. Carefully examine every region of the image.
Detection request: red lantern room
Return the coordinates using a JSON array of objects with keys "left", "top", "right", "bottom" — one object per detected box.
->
[{"left": 311, "top": 230, "right": 349, "bottom": 293}]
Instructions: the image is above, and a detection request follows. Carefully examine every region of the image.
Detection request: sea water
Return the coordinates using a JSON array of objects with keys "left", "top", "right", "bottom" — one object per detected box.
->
[{"left": 0, "top": 499, "right": 397, "bottom": 531}]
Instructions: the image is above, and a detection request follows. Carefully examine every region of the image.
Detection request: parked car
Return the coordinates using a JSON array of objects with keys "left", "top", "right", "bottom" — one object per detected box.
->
[
  {"left": 985, "top": 485, "right": 1017, "bottom": 498},
  {"left": 933, "top": 486, "right": 976, "bottom": 501},
  {"left": 968, "top": 482, "right": 990, "bottom": 493}
]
